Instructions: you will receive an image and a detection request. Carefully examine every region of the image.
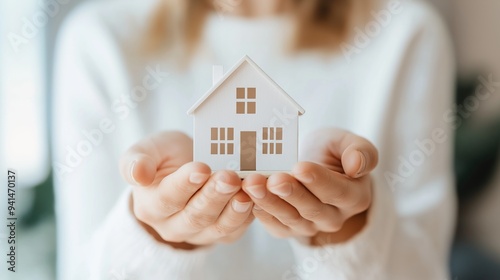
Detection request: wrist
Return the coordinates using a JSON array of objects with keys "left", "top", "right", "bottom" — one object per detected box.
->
[
  {"left": 309, "top": 210, "right": 368, "bottom": 246},
  {"left": 129, "top": 193, "right": 201, "bottom": 250},
  {"left": 139, "top": 219, "right": 201, "bottom": 250}
]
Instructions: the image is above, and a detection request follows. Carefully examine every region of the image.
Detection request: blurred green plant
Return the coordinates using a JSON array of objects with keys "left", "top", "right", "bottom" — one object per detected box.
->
[
  {"left": 454, "top": 75, "right": 500, "bottom": 202},
  {"left": 21, "top": 174, "right": 54, "bottom": 227}
]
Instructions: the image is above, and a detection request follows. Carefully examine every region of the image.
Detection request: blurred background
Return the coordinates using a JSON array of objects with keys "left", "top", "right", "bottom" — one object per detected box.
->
[{"left": 0, "top": 0, "right": 499, "bottom": 279}]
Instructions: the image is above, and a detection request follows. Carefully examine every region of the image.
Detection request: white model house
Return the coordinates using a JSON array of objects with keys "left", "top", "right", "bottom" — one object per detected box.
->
[{"left": 187, "top": 56, "right": 305, "bottom": 175}]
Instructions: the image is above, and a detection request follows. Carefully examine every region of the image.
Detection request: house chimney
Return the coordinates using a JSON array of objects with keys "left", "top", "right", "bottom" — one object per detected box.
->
[{"left": 213, "top": 65, "right": 224, "bottom": 85}]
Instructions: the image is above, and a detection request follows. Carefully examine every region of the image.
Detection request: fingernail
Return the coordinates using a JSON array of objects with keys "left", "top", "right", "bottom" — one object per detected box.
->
[
  {"left": 269, "top": 183, "right": 292, "bottom": 197},
  {"left": 130, "top": 161, "right": 138, "bottom": 184},
  {"left": 215, "top": 181, "right": 237, "bottom": 194},
  {"left": 189, "top": 173, "right": 208, "bottom": 184},
  {"left": 232, "top": 200, "right": 252, "bottom": 213},
  {"left": 356, "top": 151, "right": 367, "bottom": 176},
  {"left": 253, "top": 204, "right": 262, "bottom": 211},
  {"left": 296, "top": 173, "right": 314, "bottom": 184},
  {"left": 246, "top": 185, "right": 266, "bottom": 199}
]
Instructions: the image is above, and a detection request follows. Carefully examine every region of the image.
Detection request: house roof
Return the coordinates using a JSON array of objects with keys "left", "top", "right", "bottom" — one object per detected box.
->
[{"left": 187, "top": 55, "right": 305, "bottom": 115}]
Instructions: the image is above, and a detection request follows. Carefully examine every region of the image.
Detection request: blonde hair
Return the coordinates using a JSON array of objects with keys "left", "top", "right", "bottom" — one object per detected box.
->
[{"left": 145, "top": 0, "right": 367, "bottom": 61}]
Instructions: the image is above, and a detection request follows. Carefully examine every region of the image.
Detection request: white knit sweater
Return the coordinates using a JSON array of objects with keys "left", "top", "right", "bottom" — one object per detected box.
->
[{"left": 52, "top": 0, "right": 456, "bottom": 279}]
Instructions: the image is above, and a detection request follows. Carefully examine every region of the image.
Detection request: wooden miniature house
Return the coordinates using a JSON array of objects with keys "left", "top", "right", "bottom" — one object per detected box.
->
[{"left": 187, "top": 56, "right": 305, "bottom": 176}]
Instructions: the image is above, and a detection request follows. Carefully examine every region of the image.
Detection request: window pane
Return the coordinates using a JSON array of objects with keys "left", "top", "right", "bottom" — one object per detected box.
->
[
  {"left": 237, "top": 102, "right": 245, "bottom": 114},
  {"left": 247, "top": 87, "right": 256, "bottom": 99},
  {"left": 276, "top": 143, "right": 282, "bottom": 154},
  {"left": 236, "top": 88, "right": 245, "bottom": 99},
  {"left": 270, "top": 128, "right": 274, "bottom": 140},
  {"left": 211, "top": 128, "right": 218, "bottom": 140},
  {"left": 220, "top": 127, "right": 225, "bottom": 140},
  {"left": 262, "top": 127, "right": 268, "bottom": 140},
  {"left": 270, "top": 143, "right": 274, "bottom": 154},
  {"left": 211, "top": 143, "right": 218, "bottom": 154},
  {"left": 276, "top": 127, "right": 283, "bottom": 140},
  {"left": 227, "top": 143, "right": 234, "bottom": 154},
  {"left": 262, "top": 143, "right": 268, "bottom": 154},
  {"left": 228, "top": 128, "right": 234, "bottom": 140},
  {"left": 247, "top": 102, "right": 256, "bottom": 114},
  {"left": 220, "top": 143, "right": 225, "bottom": 154}
]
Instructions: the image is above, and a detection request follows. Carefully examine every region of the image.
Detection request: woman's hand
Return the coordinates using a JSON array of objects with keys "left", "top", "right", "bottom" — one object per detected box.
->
[
  {"left": 119, "top": 131, "right": 254, "bottom": 249},
  {"left": 242, "top": 128, "right": 378, "bottom": 246}
]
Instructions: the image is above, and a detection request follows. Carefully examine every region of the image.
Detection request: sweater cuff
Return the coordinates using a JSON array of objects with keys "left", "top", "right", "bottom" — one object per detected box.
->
[
  {"left": 287, "top": 176, "right": 397, "bottom": 279},
  {"left": 82, "top": 187, "right": 211, "bottom": 280}
]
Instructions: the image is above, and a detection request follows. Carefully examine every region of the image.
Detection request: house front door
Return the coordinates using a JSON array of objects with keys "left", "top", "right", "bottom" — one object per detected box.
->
[{"left": 240, "top": 131, "right": 256, "bottom": 171}]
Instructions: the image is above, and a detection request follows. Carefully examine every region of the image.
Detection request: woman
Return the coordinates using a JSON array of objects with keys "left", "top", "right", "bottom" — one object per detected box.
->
[{"left": 52, "top": 0, "right": 456, "bottom": 279}]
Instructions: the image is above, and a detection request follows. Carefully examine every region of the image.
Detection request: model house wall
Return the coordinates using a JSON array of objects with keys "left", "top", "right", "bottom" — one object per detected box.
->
[{"left": 189, "top": 57, "right": 304, "bottom": 173}]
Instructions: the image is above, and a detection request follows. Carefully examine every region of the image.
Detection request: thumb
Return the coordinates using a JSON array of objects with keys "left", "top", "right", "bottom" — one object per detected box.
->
[
  {"left": 120, "top": 152, "right": 157, "bottom": 186},
  {"left": 341, "top": 143, "right": 378, "bottom": 179},
  {"left": 119, "top": 131, "right": 193, "bottom": 186}
]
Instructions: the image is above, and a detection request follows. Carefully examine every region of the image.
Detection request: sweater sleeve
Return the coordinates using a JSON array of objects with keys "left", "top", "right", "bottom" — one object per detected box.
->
[
  {"left": 286, "top": 3, "right": 456, "bottom": 280},
  {"left": 286, "top": 175, "right": 397, "bottom": 280},
  {"left": 76, "top": 188, "right": 211, "bottom": 280},
  {"left": 52, "top": 3, "right": 212, "bottom": 280}
]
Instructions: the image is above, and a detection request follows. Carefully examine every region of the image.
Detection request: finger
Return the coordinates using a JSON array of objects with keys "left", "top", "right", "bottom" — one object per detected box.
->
[
  {"left": 156, "top": 162, "right": 211, "bottom": 214},
  {"left": 252, "top": 206, "right": 292, "bottom": 238},
  {"left": 243, "top": 174, "right": 316, "bottom": 237},
  {"left": 120, "top": 131, "right": 193, "bottom": 186},
  {"left": 219, "top": 212, "right": 255, "bottom": 244},
  {"left": 132, "top": 162, "right": 211, "bottom": 224},
  {"left": 302, "top": 129, "right": 378, "bottom": 178},
  {"left": 120, "top": 152, "right": 157, "bottom": 186},
  {"left": 216, "top": 214, "right": 256, "bottom": 244},
  {"left": 338, "top": 133, "right": 378, "bottom": 178},
  {"left": 166, "top": 170, "right": 241, "bottom": 234},
  {"left": 241, "top": 173, "right": 268, "bottom": 193},
  {"left": 203, "top": 191, "right": 253, "bottom": 242},
  {"left": 292, "top": 162, "right": 372, "bottom": 214},
  {"left": 267, "top": 173, "right": 344, "bottom": 232}
]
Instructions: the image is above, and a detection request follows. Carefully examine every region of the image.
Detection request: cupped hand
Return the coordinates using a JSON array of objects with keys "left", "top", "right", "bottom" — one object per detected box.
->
[
  {"left": 242, "top": 128, "right": 378, "bottom": 245},
  {"left": 119, "top": 131, "right": 254, "bottom": 249}
]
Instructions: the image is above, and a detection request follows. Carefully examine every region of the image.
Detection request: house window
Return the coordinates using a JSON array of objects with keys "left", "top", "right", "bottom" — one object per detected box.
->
[
  {"left": 211, "top": 127, "right": 234, "bottom": 155},
  {"left": 262, "top": 127, "right": 283, "bottom": 155},
  {"left": 236, "top": 87, "right": 256, "bottom": 114}
]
